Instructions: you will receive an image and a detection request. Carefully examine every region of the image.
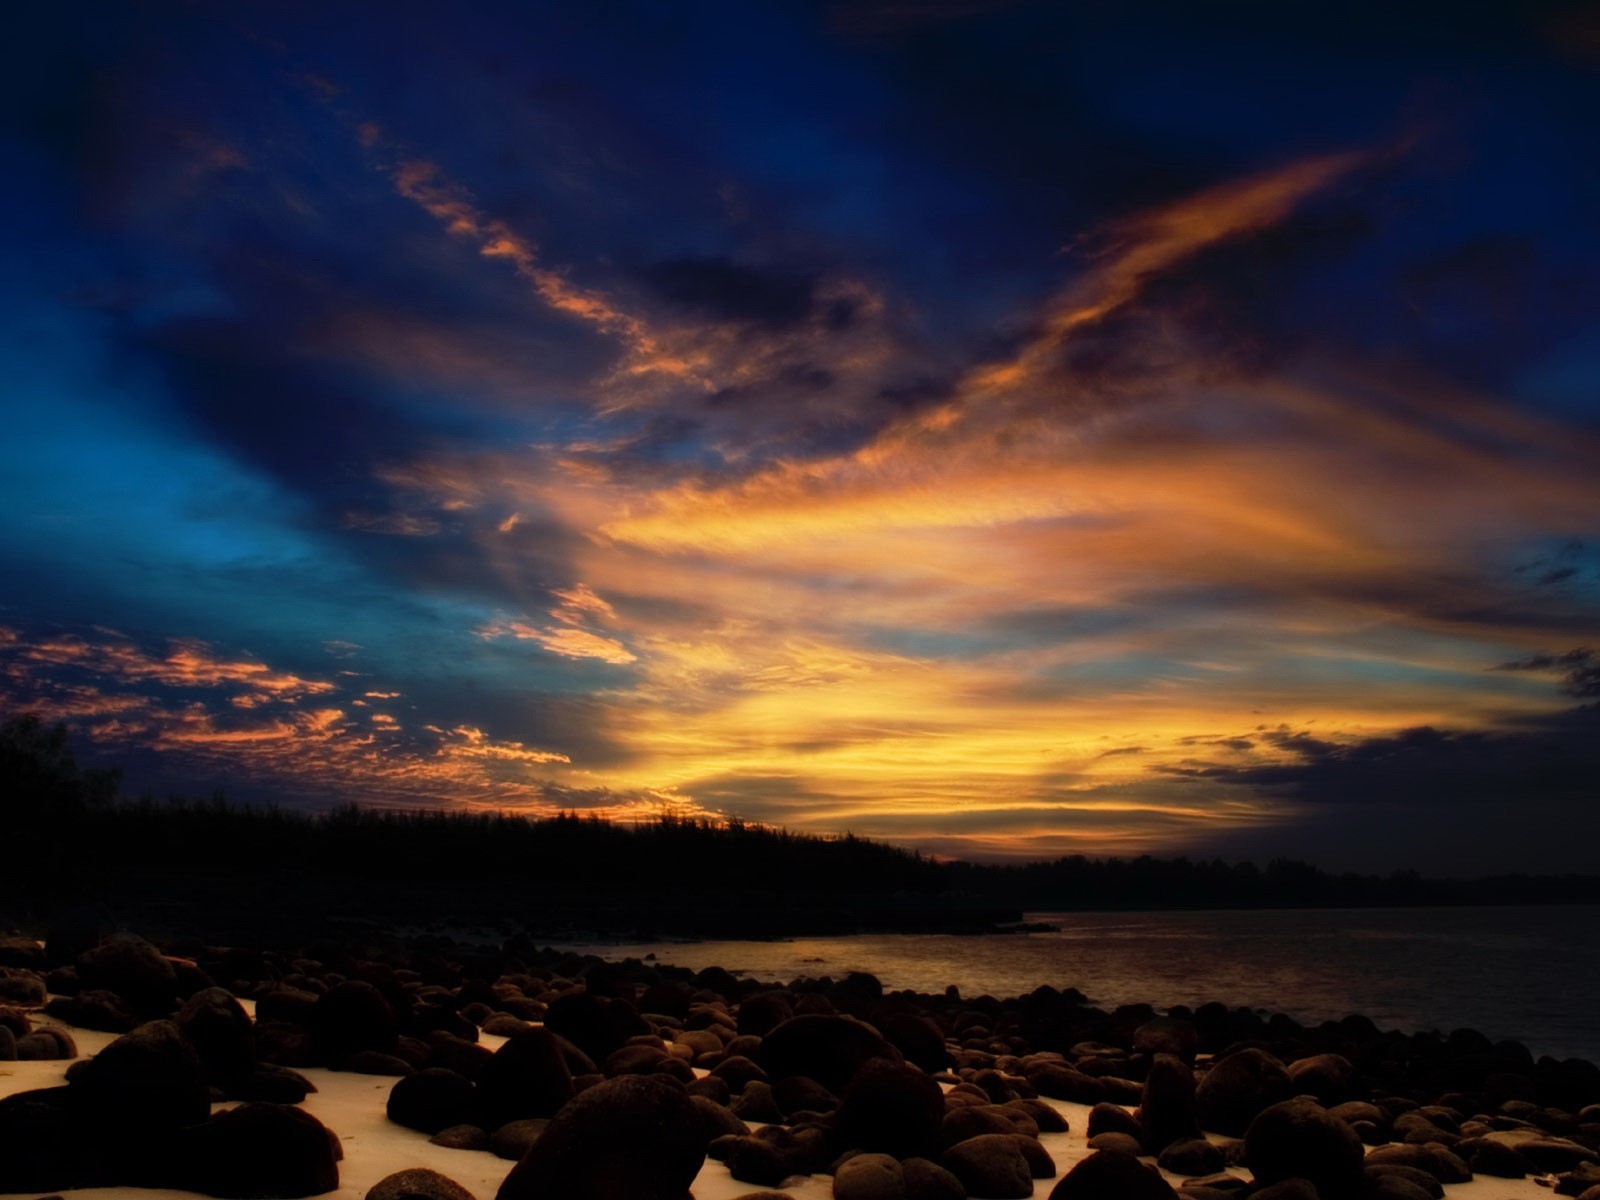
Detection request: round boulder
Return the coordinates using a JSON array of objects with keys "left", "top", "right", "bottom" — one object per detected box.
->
[
  {"left": 495, "top": 1074, "right": 705, "bottom": 1200},
  {"left": 1196, "top": 1048, "right": 1293, "bottom": 1137},
  {"left": 835, "top": 1060, "right": 945, "bottom": 1160},
  {"left": 175, "top": 1101, "right": 341, "bottom": 1198},
  {"left": 758, "top": 1015, "right": 903, "bottom": 1094},
  {"left": 1047, "top": 1149, "right": 1180, "bottom": 1200},
  {"left": 939, "top": 1133, "right": 1034, "bottom": 1199},
  {"left": 1244, "top": 1098, "right": 1364, "bottom": 1198},
  {"left": 367, "top": 1167, "right": 478, "bottom": 1200}
]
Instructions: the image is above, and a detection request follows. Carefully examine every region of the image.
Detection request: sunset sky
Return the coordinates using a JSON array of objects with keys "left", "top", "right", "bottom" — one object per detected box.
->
[{"left": 4, "top": 1, "right": 1598, "bottom": 873}]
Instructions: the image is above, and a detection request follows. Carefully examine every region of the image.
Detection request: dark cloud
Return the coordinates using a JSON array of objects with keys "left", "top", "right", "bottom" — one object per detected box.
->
[
  {"left": 639, "top": 257, "right": 824, "bottom": 328},
  {"left": 1493, "top": 647, "right": 1600, "bottom": 699},
  {"left": 1167, "top": 709, "right": 1600, "bottom": 810}
]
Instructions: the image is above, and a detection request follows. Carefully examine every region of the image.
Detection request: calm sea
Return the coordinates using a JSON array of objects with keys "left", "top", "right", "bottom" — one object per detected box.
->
[{"left": 548, "top": 905, "right": 1600, "bottom": 1066}]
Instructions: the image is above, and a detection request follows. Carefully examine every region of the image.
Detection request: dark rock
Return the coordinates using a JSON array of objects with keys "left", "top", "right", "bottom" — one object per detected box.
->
[
  {"left": 175, "top": 1101, "right": 340, "bottom": 1198},
  {"left": 1088, "top": 1132, "right": 1146, "bottom": 1155},
  {"left": 1047, "top": 1149, "right": 1180, "bottom": 1200},
  {"left": 0, "top": 936, "right": 44, "bottom": 968},
  {"left": 1558, "top": 1164, "right": 1600, "bottom": 1196},
  {"left": 834, "top": 1152, "right": 906, "bottom": 1200},
  {"left": 387, "top": 1068, "right": 477, "bottom": 1134},
  {"left": 1514, "top": 1137, "right": 1600, "bottom": 1172},
  {"left": 477, "top": 1028, "right": 574, "bottom": 1125},
  {"left": 1088, "top": 1100, "right": 1146, "bottom": 1144},
  {"left": 68, "top": 1019, "right": 210, "bottom": 1131},
  {"left": 1366, "top": 1174, "right": 1436, "bottom": 1200},
  {"left": 1287, "top": 1054, "right": 1355, "bottom": 1105},
  {"left": 311, "top": 980, "right": 400, "bottom": 1064},
  {"left": 1363, "top": 1164, "right": 1444, "bottom": 1198},
  {"left": 759, "top": 1015, "right": 903, "bottom": 1094},
  {"left": 1363, "top": 1143, "right": 1472, "bottom": 1183},
  {"left": 738, "top": 993, "right": 794, "bottom": 1037},
  {"left": 366, "top": 1166, "right": 478, "bottom": 1200},
  {"left": 942, "top": 1104, "right": 1024, "bottom": 1150},
  {"left": 490, "top": 1118, "right": 549, "bottom": 1161},
  {"left": 1160, "top": 1137, "right": 1226, "bottom": 1175},
  {"left": 1243, "top": 1099, "right": 1363, "bottom": 1198},
  {"left": 725, "top": 1136, "right": 798, "bottom": 1187},
  {"left": 45, "top": 989, "right": 139, "bottom": 1032},
  {"left": 74, "top": 934, "right": 178, "bottom": 1018},
  {"left": 344, "top": 1050, "right": 416, "bottom": 1075},
  {"left": 692, "top": 1094, "right": 750, "bottom": 1141},
  {"left": 0, "top": 1086, "right": 104, "bottom": 1192},
  {"left": 176, "top": 987, "right": 257, "bottom": 1089},
  {"left": 1009, "top": 1097, "right": 1069, "bottom": 1132},
  {"left": 835, "top": 1060, "right": 944, "bottom": 1160},
  {"left": 1141, "top": 1053, "right": 1202, "bottom": 1151},
  {"left": 713, "top": 1054, "right": 770, "bottom": 1090},
  {"left": 1027, "top": 1062, "right": 1109, "bottom": 1104},
  {"left": 1197, "top": 1048, "right": 1293, "bottom": 1137},
  {"left": 688, "top": 1075, "right": 733, "bottom": 1104},
  {"left": 731, "top": 1078, "right": 786, "bottom": 1123},
  {"left": 0, "top": 967, "right": 47, "bottom": 1006},
  {"left": 15, "top": 1026, "right": 76, "bottom": 1060},
  {"left": 940, "top": 1132, "right": 1034, "bottom": 1198},
  {"left": 542, "top": 992, "right": 652, "bottom": 1064},
  {"left": 1457, "top": 1135, "right": 1526, "bottom": 1177},
  {"left": 1249, "top": 1180, "right": 1319, "bottom": 1200},
  {"left": 880, "top": 1013, "right": 953, "bottom": 1074},
  {"left": 234, "top": 1063, "right": 316, "bottom": 1103},
  {"left": 430, "top": 1124, "right": 490, "bottom": 1150},
  {"left": 773, "top": 1074, "right": 839, "bottom": 1116},
  {"left": 495, "top": 1074, "right": 705, "bottom": 1200},
  {"left": 1006, "top": 1132, "right": 1057, "bottom": 1178},
  {"left": 1135, "top": 1017, "right": 1200, "bottom": 1062},
  {"left": 903, "top": 1156, "right": 965, "bottom": 1200}
]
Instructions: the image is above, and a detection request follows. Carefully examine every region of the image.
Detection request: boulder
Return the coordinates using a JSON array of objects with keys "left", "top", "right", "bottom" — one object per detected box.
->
[
  {"left": 758, "top": 1015, "right": 903, "bottom": 1094},
  {"left": 1196, "top": 1048, "right": 1292, "bottom": 1137},
  {"left": 1244, "top": 1099, "right": 1364, "bottom": 1199},
  {"left": 1287, "top": 1054, "right": 1355, "bottom": 1105},
  {"left": 310, "top": 980, "right": 400, "bottom": 1064},
  {"left": 0, "top": 967, "right": 47, "bottom": 1006},
  {"left": 0, "top": 1086, "right": 104, "bottom": 1192},
  {"left": 835, "top": 1060, "right": 945, "bottom": 1160},
  {"left": 387, "top": 1068, "right": 478, "bottom": 1134},
  {"left": 1140, "top": 1053, "right": 1202, "bottom": 1151},
  {"left": 541, "top": 992, "right": 652, "bottom": 1063},
  {"left": 68, "top": 1019, "right": 210, "bottom": 1131},
  {"left": 476, "top": 1028, "right": 574, "bottom": 1125},
  {"left": 174, "top": 1101, "right": 341, "bottom": 1198},
  {"left": 1159, "top": 1137, "right": 1226, "bottom": 1175},
  {"left": 74, "top": 934, "right": 179, "bottom": 1018},
  {"left": 940, "top": 1132, "right": 1034, "bottom": 1198},
  {"left": 903, "top": 1156, "right": 965, "bottom": 1200},
  {"left": 1047, "top": 1149, "right": 1180, "bottom": 1200},
  {"left": 367, "top": 1167, "right": 478, "bottom": 1200},
  {"left": 176, "top": 987, "right": 257, "bottom": 1090},
  {"left": 496, "top": 1074, "right": 705, "bottom": 1200},
  {"left": 834, "top": 1152, "right": 906, "bottom": 1200}
]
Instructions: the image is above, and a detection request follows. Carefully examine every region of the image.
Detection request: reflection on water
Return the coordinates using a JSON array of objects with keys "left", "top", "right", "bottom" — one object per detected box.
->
[{"left": 549, "top": 905, "right": 1600, "bottom": 1064}]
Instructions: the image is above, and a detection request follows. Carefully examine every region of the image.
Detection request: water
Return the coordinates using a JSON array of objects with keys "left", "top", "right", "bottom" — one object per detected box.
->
[{"left": 548, "top": 905, "right": 1600, "bottom": 1065}]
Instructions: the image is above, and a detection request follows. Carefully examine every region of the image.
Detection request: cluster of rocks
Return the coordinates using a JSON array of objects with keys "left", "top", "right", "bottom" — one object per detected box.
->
[
  {"left": 0, "top": 931, "right": 338, "bottom": 1195},
  {"left": 3, "top": 924, "right": 1599, "bottom": 1200}
]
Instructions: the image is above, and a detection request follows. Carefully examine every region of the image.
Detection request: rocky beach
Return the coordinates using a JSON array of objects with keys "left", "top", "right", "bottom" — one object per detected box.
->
[{"left": 2, "top": 926, "right": 1597, "bottom": 1200}]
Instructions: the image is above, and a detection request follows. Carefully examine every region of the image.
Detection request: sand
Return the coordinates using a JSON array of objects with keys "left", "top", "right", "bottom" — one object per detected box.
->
[{"left": 0, "top": 998, "right": 1566, "bottom": 1200}]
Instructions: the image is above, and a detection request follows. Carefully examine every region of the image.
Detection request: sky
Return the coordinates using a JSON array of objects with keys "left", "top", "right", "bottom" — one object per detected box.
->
[{"left": 3, "top": 0, "right": 1598, "bottom": 874}]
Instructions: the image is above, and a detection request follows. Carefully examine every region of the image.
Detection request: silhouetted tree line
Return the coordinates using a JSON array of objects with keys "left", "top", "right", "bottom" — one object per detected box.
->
[{"left": 3, "top": 714, "right": 1598, "bottom": 929}]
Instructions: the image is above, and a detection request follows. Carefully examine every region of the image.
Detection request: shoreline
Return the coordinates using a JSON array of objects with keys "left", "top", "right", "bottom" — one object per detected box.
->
[{"left": 3, "top": 926, "right": 1597, "bottom": 1200}]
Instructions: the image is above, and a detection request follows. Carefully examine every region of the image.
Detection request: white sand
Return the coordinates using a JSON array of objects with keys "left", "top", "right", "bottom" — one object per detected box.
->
[{"left": 0, "top": 1005, "right": 1564, "bottom": 1200}]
